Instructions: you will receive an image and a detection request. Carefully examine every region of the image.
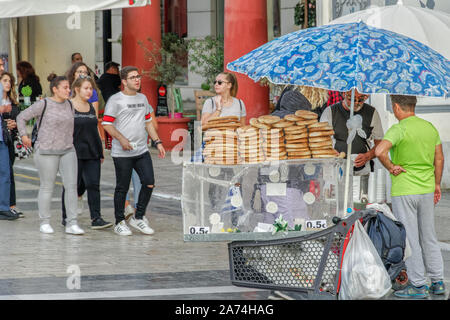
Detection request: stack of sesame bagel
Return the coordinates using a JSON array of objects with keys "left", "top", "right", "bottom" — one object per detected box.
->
[
  {"left": 202, "top": 116, "right": 241, "bottom": 165},
  {"left": 307, "top": 121, "right": 336, "bottom": 159},
  {"left": 236, "top": 125, "right": 265, "bottom": 163}
]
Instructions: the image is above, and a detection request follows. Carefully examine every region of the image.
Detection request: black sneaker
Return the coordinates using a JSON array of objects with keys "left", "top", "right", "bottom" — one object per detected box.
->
[
  {"left": 10, "top": 208, "right": 24, "bottom": 218},
  {"left": 0, "top": 210, "right": 19, "bottom": 221},
  {"left": 91, "top": 217, "right": 113, "bottom": 230}
]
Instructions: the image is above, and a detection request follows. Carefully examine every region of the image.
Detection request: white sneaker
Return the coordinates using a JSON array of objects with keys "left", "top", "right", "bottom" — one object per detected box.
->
[
  {"left": 40, "top": 224, "right": 54, "bottom": 234},
  {"left": 77, "top": 197, "right": 84, "bottom": 215},
  {"left": 114, "top": 220, "right": 132, "bottom": 236},
  {"left": 129, "top": 217, "right": 154, "bottom": 235},
  {"left": 66, "top": 224, "right": 85, "bottom": 235},
  {"left": 124, "top": 204, "right": 135, "bottom": 221}
]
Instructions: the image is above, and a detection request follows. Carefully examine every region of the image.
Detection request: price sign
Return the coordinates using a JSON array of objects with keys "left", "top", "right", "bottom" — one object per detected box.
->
[
  {"left": 305, "top": 220, "right": 327, "bottom": 231},
  {"left": 189, "top": 226, "right": 210, "bottom": 235}
]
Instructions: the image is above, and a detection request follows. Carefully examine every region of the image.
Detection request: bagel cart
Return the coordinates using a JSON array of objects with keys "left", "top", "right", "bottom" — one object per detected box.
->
[{"left": 182, "top": 158, "right": 354, "bottom": 299}]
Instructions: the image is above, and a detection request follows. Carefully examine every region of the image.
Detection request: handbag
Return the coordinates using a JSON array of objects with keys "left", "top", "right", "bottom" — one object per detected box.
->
[
  {"left": 13, "top": 135, "right": 33, "bottom": 159},
  {"left": 31, "top": 99, "right": 47, "bottom": 148}
]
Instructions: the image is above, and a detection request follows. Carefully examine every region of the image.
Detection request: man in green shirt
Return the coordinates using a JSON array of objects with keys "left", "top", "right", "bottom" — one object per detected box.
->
[{"left": 375, "top": 95, "right": 445, "bottom": 299}]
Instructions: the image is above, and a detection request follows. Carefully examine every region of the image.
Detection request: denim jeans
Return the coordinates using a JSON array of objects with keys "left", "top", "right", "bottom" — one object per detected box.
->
[
  {"left": 0, "top": 142, "right": 11, "bottom": 211},
  {"left": 125, "top": 169, "right": 142, "bottom": 208},
  {"left": 112, "top": 151, "right": 155, "bottom": 224}
]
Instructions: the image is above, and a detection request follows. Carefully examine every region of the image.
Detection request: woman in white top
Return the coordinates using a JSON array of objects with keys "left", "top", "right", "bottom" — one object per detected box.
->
[{"left": 201, "top": 72, "right": 246, "bottom": 126}]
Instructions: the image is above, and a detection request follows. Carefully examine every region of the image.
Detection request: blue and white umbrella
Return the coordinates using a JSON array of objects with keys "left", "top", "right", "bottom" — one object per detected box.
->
[
  {"left": 227, "top": 21, "right": 450, "bottom": 216},
  {"left": 227, "top": 21, "right": 450, "bottom": 98}
]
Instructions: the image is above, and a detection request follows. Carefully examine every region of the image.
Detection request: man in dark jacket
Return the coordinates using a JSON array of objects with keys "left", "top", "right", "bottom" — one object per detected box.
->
[{"left": 97, "top": 61, "right": 121, "bottom": 103}]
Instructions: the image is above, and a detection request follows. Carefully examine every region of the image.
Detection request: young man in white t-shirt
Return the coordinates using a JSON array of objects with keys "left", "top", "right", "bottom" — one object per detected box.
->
[{"left": 102, "top": 66, "right": 165, "bottom": 236}]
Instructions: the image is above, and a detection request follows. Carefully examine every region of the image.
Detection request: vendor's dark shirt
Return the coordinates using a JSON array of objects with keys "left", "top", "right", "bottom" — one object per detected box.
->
[
  {"left": 330, "top": 102, "right": 375, "bottom": 155},
  {"left": 97, "top": 73, "right": 121, "bottom": 103},
  {"left": 73, "top": 103, "right": 103, "bottom": 160}
]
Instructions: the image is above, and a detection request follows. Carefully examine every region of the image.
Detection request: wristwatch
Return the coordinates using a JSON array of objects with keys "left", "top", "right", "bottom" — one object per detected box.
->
[{"left": 154, "top": 139, "right": 162, "bottom": 145}]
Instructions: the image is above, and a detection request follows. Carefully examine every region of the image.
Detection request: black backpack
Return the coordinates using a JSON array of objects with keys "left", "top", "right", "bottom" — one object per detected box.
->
[{"left": 363, "top": 210, "right": 406, "bottom": 281}]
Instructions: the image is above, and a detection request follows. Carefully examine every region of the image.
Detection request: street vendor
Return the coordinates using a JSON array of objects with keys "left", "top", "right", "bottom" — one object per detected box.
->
[
  {"left": 319, "top": 89, "right": 384, "bottom": 176},
  {"left": 201, "top": 72, "right": 246, "bottom": 126}
]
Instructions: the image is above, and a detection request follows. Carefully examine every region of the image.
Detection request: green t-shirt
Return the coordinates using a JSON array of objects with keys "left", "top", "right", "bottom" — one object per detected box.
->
[{"left": 383, "top": 116, "right": 441, "bottom": 197}]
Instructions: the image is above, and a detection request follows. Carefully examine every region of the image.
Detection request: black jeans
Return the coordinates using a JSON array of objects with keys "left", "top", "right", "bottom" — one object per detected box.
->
[
  {"left": 8, "top": 143, "right": 16, "bottom": 207},
  {"left": 112, "top": 152, "right": 155, "bottom": 224},
  {"left": 62, "top": 158, "right": 101, "bottom": 221}
]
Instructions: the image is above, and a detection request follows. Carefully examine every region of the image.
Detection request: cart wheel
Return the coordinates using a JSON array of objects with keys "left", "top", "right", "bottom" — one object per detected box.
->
[{"left": 392, "top": 269, "right": 408, "bottom": 291}]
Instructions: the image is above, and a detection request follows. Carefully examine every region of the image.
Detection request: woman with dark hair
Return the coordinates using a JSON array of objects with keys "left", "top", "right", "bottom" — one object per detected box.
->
[
  {"left": 67, "top": 62, "right": 99, "bottom": 114},
  {"left": 61, "top": 76, "right": 112, "bottom": 230},
  {"left": 16, "top": 61, "right": 42, "bottom": 103},
  {"left": 16, "top": 73, "right": 84, "bottom": 235},
  {"left": 1, "top": 72, "right": 23, "bottom": 218}
]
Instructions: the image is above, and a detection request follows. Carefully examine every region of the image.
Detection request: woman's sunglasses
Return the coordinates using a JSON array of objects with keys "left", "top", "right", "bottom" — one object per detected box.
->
[{"left": 214, "top": 80, "right": 229, "bottom": 85}]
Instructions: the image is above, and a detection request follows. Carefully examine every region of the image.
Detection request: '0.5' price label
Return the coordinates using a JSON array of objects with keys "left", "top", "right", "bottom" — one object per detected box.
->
[
  {"left": 305, "top": 220, "right": 327, "bottom": 231},
  {"left": 189, "top": 226, "right": 210, "bottom": 235}
]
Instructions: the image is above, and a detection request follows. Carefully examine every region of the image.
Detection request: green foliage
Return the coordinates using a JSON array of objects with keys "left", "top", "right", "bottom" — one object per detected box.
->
[
  {"left": 295, "top": 0, "right": 317, "bottom": 28},
  {"left": 187, "top": 36, "right": 224, "bottom": 89},
  {"left": 139, "top": 32, "right": 188, "bottom": 86},
  {"left": 21, "top": 85, "right": 32, "bottom": 97}
]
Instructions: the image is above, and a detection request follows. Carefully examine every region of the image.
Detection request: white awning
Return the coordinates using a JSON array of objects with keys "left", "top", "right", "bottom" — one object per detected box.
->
[{"left": 0, "top": 0, "right": 150, "bottom": 19}]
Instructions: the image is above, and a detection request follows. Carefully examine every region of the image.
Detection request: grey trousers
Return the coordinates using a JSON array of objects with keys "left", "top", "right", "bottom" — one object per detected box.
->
[
  {"left": 391, "top": 193, "right": 444, "bottom": 287},
  {"left": 34, "top": 150, "right": 78, "bottom": 227}
]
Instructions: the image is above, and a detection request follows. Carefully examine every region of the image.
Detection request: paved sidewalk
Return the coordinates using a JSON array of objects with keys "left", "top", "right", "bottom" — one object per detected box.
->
[{"left": 1, "top": 148, "right": 448, "bottom": 300}]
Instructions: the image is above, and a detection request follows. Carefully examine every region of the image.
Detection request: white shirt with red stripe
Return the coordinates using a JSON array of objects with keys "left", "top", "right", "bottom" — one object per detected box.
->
[{"left": 102, "top": 91, "right": 153, "bottom": 158}]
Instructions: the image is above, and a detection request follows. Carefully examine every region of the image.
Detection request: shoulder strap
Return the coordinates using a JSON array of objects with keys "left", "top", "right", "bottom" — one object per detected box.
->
[
  {"left": 68, "top": 99, "right": 73, "bottom": 110},
  {"left": 239, "top": 99, "right": 242, "bottom": 116},
  {"left": 37, "top": 99, "right": 47, "bottom": 131}
]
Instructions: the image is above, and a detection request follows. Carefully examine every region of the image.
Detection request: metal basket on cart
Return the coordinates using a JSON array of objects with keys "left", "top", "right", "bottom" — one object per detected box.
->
[{"left": 228, "top": 212, "right": 363, "bottom": 300}]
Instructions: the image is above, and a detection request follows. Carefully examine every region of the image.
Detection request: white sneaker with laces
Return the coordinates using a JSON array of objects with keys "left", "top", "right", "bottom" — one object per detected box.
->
[
  {"left": 40, "top": 224, "right": 54, "bottom": 234},
  {"left": 66, "top": 224, "right": 85, "bottom": 235},
  {"left": 129, "top": 217, "right": 154, "bottom": 235},
  {"left": 114, "top": 220, "right": 132, "bottom": 236},
  {"left": 77, "top": 197, "right": 84, "bottom": 215}
]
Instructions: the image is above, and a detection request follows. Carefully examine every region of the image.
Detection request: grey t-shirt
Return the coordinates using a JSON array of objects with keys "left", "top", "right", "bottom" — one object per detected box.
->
[
  {"left": 202, "top": 97, "right": 246, "bottom": 118},
  {"left": 102, "top": 92, "right": 153, "bottom": 158}
]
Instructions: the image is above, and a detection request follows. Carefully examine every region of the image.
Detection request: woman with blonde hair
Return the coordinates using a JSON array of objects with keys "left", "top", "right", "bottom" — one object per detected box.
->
[
  {"left": 201, "top": 72, "right": 246, "bottom": 126},
  {"left": 61, "top": 76, "right": 112, "bottom": 230},
  {"left": 0, "top": 72, "right": 21, "bottom": 219},
  {"left": 299, "top": 86, "right": 329, "bottom": 110}
]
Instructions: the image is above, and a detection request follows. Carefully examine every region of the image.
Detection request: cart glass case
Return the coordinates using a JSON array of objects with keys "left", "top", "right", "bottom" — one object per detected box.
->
[{"left": 182, "top": 159, "right": 352, "bottom": 241}]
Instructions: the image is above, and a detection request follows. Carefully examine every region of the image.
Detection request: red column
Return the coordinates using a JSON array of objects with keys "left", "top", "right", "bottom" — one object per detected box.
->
[
  {"left": 224, "top": 0, "right": 269, "bottom": 122},
  {"left": 122, "top": 1, "right": 161, "bottom": 109}
]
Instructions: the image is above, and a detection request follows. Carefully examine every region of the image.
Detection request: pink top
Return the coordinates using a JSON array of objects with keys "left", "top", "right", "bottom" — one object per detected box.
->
[{"left": 17, "top": 98, "right": 75, "bottom": 154}]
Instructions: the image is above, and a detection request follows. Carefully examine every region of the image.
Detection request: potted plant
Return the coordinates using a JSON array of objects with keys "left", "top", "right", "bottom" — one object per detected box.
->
[
  {"left": 21, "top": 85, "right": 32, "bottom": 106},
  {"left": 139, "top": 33, "right": 188, "bottom": 118},
  {"left": 139, "top": 33, "right": 191, "bottom": 151},
  {"left": 187, "top": 35, "right": 224, "bottom": 91}
]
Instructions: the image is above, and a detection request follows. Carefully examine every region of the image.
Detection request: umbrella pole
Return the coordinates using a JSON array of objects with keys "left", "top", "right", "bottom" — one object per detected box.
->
[{"left": 342, "top": 88, "right": 355, "bottom": 217}]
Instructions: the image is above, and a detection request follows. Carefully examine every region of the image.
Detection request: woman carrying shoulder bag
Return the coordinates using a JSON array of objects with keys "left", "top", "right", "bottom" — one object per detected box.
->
[
  {"left": 16, "top": 73, "right": 84, "bottom": 235},
  {"left": 1, "top": 72, "right": 24, "bottom": 218}
]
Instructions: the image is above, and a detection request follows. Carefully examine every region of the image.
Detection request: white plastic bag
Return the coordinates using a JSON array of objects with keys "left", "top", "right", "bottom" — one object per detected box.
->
[{"left": 339, "top": 220, "right": 392, "bottom": 300}]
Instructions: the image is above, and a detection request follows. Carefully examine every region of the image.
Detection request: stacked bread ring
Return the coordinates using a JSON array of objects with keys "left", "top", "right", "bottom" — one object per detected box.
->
[
  {"left": 202, "top": 116, "right": 241, "bottom": 165},
  {"left": 236, "top": 125, "right": 264, "bottom": 163},
  {"left": 248, "top": 115, "right": 292, "bottom": 162},
  {"left": 307, "top": 122, "right": 336, "bottom": 159}
]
